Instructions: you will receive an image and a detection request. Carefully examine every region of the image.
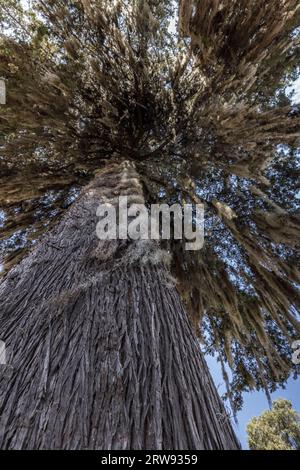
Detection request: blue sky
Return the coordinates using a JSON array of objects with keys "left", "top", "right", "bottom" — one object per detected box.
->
[{"left": 287, "top": 76, "right": 300, "bottom": 103}]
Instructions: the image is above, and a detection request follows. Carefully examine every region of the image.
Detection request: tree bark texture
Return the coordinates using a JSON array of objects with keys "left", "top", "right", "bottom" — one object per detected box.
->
[{"left": 0, "top": 161, "right": 240, "bottom": 449}]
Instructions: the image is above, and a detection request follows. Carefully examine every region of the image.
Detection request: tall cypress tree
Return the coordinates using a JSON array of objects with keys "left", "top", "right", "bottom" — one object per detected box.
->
[{"left": 0, "top": 0, "right": 299, "bottom": 449}]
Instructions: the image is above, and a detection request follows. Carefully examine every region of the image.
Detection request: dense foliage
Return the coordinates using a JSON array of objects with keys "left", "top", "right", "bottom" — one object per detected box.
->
[
  {"left": 247, "top": 398, "right": 300, "bottom": 450},
  {"left": 0, "top": 0, "right": 299, "bottom": 411}
]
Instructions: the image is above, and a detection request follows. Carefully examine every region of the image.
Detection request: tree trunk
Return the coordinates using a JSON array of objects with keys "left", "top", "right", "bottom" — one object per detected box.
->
[{"left": 0, "top": 161, "right": 240, "bottom": 450}]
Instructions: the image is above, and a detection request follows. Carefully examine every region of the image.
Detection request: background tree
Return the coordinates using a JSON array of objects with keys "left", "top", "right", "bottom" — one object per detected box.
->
[
  {"left": 247, "top": 398, "right": 300, "bottom": 450},
  {"left": 0, "top": 0, "right": 299, "bottom": 449}
]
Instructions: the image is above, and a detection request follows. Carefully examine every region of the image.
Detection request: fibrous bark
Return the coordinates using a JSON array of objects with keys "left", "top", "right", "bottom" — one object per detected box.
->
[{"left": 0, "top": 161, "right": 239, "bottom": 450}]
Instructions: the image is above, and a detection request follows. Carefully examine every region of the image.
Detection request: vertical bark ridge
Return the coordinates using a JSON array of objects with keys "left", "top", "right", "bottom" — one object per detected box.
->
[{"left": 0, "top": 161, "right": 240, "bottom": 449}]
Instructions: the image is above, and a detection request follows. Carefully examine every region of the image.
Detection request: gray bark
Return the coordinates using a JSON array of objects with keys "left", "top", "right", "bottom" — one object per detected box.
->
[{"left": 0, "top": 161, "right": 240, "bottom": 450}]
